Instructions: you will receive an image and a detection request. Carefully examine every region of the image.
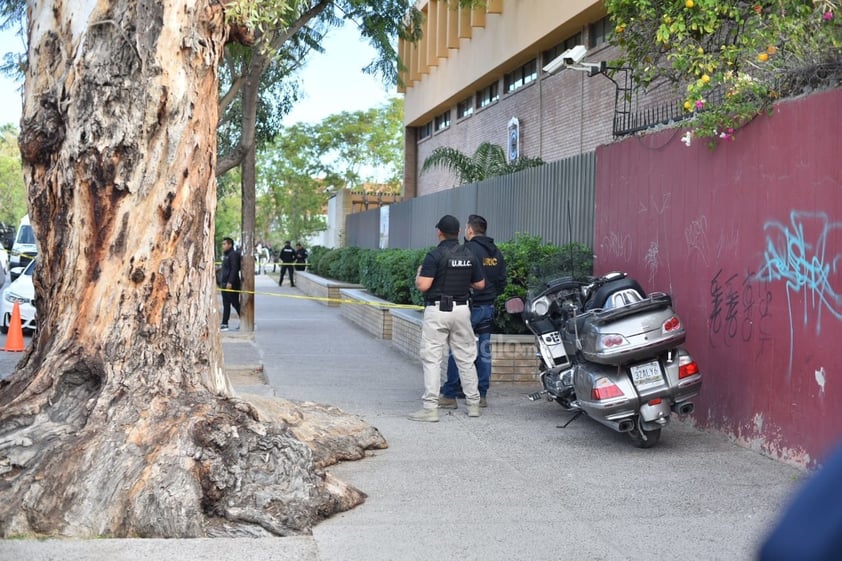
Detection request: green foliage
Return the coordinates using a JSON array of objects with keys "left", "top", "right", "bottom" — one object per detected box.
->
[
  {"left": 307, "top": 245, "right": 330, "bottom": 272},
  {"left": 333, "top": 246, "right": 365, "bottom": 283},
  {"left": 359, "top": 248, "right": 428, "bottom": 305},
  {"left": 256, "top": 123, "right": 330, "bottom": 245},
  {"left": 215, "top": 189, "right": 243, "bottom": 256},
  {"left": 253, "top": 97, "right": 404, "bottom": 246},
  {"left": 605, "top": 0, "right": 842, "bottom": 147},
  {"left": 421, "top": 142, "right": 545, "bottom": 185},
  {"left": 494, "top": 235, "right": 594, "bottom": 334},
  {"left": 316, "top": 97, "right": 405, "bottom": 191},
  {"left": 309, "top": 246, "right": 366, "bottom": 283},
  {"left": 0, "top": 125, "right": 26, "bottom": 226},
  {"left": 310, "top": 236, "right": 594, "bottom": 334}
]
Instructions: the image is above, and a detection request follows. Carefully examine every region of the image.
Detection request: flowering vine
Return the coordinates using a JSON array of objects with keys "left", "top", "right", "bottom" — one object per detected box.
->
[{"left": 605, "top": 0, "right": 842, "bottom": 148}]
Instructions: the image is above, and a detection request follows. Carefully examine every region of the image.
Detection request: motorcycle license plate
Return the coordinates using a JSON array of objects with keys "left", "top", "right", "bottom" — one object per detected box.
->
[{"left": 630, "top": 360, "right": 664, "bottom": 389}]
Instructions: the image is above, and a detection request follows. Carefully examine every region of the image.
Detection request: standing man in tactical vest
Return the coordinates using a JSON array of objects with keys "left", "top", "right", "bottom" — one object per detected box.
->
[
  {"left": 409, "top": 215, "right": 486, "bottom": 422},
  {"left": 439, "top": 214, "right": 507, "bottom": 409}
]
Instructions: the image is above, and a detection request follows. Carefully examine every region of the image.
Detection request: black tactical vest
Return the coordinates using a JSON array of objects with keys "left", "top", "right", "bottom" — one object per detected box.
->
[{"left": 429, "top": 244, "right": 474, "bottom": 302}]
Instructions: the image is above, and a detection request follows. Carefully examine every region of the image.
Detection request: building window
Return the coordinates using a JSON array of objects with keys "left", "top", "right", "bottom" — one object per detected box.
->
[
  {"left": 543, "top": 33, "right": 583, "bottom": 73},
  {"left": 504, "top": 59, "right": 537, "bottom": 94},
  {"left": 434, "top": 109, "right": 451, "bottom": 132},
  {"left": 457, "top": 96, "right": 473, "bottom": 119},
  {"left": 418, "top": 121, "right": 432, "bottom": 141},
  {"left": 476, "top": 82, "right": 499, "bottom": 109},
  {"left": 590, "top": 16, "right": 610, "bottom": 48}
]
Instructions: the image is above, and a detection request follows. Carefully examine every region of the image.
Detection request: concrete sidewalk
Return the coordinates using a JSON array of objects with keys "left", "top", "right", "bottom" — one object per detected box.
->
[{"left": 2, "top": 274, "right": 805, "bottom": 561}]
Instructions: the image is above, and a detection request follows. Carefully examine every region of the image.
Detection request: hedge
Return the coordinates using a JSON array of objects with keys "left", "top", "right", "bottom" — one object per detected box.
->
[{"left": 307, "top": 235, "right": 593, "bottom": 334}]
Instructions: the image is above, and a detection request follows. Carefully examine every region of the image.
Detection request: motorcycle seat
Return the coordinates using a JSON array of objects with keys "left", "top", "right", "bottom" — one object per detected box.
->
[{"left": 585, "top": 278, "right": 646, "bottom": 311}]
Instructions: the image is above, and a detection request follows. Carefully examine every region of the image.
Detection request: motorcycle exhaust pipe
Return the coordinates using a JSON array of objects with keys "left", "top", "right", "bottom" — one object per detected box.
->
[
  {"left": 591, "top": 417, "right": 635, "bottom": 433},
  {"left": 672, "top": 402, "right": 695, "bottom": 415},
  {"left": 617, "top": 419, "right": 635, "bottom": 433}
]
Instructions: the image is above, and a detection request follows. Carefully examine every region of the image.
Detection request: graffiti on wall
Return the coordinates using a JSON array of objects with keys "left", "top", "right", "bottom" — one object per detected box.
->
[
  {"left": 602, "top": 231, "right": 632, "bottom": 262},
  {"left": 708, "top": 269, "right": 774, "bottom": 360},
  {"left": 756, "top": 210, "right": 842, "bottom": 376},
  {"left": 685, "top": 215, "right": 710, "bottom": 267}
]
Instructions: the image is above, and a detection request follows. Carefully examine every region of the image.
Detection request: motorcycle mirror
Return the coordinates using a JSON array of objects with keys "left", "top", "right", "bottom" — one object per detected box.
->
[{"left": 505, "top": 297, "right": 525, "bottom": 314}]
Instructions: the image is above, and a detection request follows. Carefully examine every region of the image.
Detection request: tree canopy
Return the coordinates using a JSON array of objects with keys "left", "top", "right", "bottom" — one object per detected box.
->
[
  {"left": 0, "top": 125, "right": 25, "bottom": 226},
  {"left": 606, "top": 0, "right": 842, "bottom": 146},
  {"left": 250, "top": 97, "right": 404, "bottom": 246}
]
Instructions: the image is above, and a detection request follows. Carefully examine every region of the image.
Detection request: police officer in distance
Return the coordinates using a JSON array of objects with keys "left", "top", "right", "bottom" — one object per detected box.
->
[{"left": 409, "top": 215, "right": 486, "bottom": 422}]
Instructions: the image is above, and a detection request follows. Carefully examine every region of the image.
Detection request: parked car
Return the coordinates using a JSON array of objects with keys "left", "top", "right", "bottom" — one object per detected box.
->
[
  {"left": 1, "top": 258, "right": 36, "bottom": 334},
  {"left": 10, "top": 214, "right": 37, "bottom": 270}
]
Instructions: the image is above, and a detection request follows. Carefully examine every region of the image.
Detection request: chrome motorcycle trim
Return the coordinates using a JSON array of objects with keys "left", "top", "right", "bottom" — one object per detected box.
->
[{"left": 640, "top": 400, "right": 672, "bottom": 422}]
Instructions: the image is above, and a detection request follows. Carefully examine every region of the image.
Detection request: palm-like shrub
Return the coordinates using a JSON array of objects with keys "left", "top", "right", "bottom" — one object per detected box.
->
[{"left": 421, "top": 142, "right": 545, "bottom": 185}]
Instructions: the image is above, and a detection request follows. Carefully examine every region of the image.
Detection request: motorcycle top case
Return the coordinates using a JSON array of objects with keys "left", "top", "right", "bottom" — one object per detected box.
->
[{"left": 574, "top": 292, "right": 686, "bottom": 366}]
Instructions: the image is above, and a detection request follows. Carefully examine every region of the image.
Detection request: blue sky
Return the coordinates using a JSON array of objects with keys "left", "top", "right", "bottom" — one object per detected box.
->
[{"left": 0, "top": 23, "right": 394, "bottom": 128}]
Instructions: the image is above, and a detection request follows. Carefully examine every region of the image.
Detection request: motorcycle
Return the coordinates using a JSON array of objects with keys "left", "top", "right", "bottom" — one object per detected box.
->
[{"left": 506, "top": 271, "right": 702, "bottom": 448}]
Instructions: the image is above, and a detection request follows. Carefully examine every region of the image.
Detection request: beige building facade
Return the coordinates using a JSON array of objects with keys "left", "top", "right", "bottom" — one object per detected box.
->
[{"left": 398, "top": 0, "right": 676, "bottom": 197}]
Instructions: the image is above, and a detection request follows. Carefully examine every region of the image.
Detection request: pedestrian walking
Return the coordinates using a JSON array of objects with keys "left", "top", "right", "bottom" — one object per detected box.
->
[
  {"left": 439, "top": 214, "right": 507, "bottom": 409},
  {"left": 409, "top": 215, "right": 485, "bottom": 422}
]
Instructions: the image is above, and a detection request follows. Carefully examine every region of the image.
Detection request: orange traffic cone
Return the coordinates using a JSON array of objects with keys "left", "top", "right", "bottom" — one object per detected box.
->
[{"left": 3, "top": 301, "right": 25, "bottom": 352}]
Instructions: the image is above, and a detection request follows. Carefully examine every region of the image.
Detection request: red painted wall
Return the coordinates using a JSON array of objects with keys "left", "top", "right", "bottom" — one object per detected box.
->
[{"left": 594, "top": 88, "right": 842, "bottom": 468}]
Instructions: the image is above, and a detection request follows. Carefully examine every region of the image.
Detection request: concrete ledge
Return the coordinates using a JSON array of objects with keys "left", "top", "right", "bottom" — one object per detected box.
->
[
  {"left": 295, "top": 271, "right": 363, "bottom": 307},
  {"left": 339, "top": 288, "right": 394, "bottom": 340}
]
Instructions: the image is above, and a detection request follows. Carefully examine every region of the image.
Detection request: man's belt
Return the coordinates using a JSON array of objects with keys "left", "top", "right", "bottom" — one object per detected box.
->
[{"left": 426, "top": 300, "right": 468, "bottom": 306}]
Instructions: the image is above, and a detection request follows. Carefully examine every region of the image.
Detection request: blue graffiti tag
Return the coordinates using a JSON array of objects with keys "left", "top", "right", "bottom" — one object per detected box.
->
[
  {"left": 757, "top": 211, "right": 842, "bottom": 378},
  {"left": 758, "top": 211, "right": 842, "bottom": 332}
]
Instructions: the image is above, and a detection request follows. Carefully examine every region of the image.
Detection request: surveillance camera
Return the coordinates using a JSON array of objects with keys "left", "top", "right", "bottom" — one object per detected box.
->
[
  {"left": 542, "top": 53, "right": 567, "bottom": 74},
  {"left": 561, "top": 45, "right": 588, "bottom": 66},
  {"left": 542, "top": 44, "right": 589, "bottom": 74}
]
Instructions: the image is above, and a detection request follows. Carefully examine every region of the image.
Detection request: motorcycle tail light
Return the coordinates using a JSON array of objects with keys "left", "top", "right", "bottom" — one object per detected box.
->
[
  {"left": 592, "top": 377, "right": 623, "bottom": 400},
  {"left": 679, "top": 360, "right": 700, "bottom": 379},
  {"left": 599, "top": 334, "right": 628, "bottom": 349},
  {"left": 662, "top": 316, "right": 681, "bottom": 333}
]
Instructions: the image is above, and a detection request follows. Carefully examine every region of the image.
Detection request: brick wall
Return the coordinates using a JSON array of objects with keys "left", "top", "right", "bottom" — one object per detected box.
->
[
  {"left": 412, "top": 44, "right": 680, "bottom": 196},
  {"left": 390, "top": 309, "right": 424, "bottom": 360},
  {"left": 490, "top": 335, "right": 541, "bottom": 384}
]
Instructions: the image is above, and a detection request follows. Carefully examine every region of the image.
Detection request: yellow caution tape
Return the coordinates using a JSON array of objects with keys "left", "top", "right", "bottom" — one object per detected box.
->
[{"left": 216, "top": 286, "right": 424, "bottom": 310}]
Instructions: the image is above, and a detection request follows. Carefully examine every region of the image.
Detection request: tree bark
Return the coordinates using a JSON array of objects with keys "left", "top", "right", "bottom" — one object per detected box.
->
[{"left": 0, "top": 0, "right": 381, "bottom": 538}]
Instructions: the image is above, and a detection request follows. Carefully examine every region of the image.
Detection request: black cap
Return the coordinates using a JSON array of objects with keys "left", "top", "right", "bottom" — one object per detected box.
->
[{"left": 435, "top": 214, "right": 460, "bottom": 235}]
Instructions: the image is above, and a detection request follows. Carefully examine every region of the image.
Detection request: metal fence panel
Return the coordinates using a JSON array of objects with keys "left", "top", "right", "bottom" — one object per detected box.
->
[
  {"left": 345, "top": 152, "right": 595, "bottom": 250},
  {"left": 345, "top": 209, "right": 380, "bottom": 249}
]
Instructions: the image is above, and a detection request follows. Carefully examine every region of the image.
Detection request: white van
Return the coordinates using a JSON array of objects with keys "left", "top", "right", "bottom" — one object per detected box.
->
[{"left": 10, "top": 214, "right": 37, "bottom": 269}]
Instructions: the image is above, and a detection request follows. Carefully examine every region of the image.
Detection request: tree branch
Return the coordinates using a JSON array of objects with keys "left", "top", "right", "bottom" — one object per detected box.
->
[{"left": 215, "top": 1, "right": 333, "bottom": 177}]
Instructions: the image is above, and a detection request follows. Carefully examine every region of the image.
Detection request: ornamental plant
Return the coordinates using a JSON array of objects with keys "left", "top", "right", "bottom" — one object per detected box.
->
[{"left": 606, "top": 0, "right": 842, "bottom": 148}]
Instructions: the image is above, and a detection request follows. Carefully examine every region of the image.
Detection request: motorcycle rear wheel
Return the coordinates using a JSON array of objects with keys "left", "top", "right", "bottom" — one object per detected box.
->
[{"left": 627, "top": 427, "right": 661, "bottom": 448}]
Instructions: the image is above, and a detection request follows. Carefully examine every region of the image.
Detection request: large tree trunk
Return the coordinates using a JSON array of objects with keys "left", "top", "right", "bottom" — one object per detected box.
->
[{"left": 0, "top": 0, "right": 382, "bottom": 537}]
